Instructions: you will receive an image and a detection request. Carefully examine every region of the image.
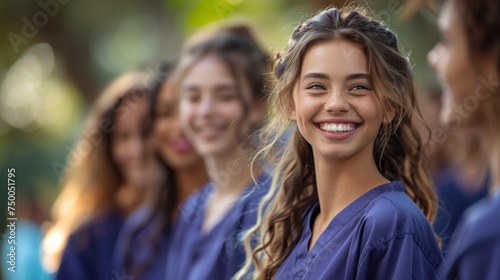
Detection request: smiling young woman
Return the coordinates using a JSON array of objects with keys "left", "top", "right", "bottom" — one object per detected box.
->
[
  {"left": 236, "top": 6, "right": 444, "bottom": 280},
  {"left": 165, "top": 25, "right": 272, "bottom": 280}
]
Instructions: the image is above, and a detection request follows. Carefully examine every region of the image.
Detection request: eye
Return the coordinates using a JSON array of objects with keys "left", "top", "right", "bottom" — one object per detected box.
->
[
  {"left": 217, "top": 90, "right": 237, "bottom": 102},
  {"left": 183, "top": 92, "right": 200, "bottom": 103},
  {"left": 350, "top": 85, "right": 370, "bottom": 91},
  {"left": 306, "top": 84, "right": 326, "bottom": 90},
  {"left": 114, "top": 130, "right": 130, "bottom": 141},
  {"left": 157, "top": 109, "right": 174, "bottom": 118}
]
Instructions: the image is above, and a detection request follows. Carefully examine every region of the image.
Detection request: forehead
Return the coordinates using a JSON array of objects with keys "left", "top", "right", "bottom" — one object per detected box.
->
[
  {"left": 115, "top": 98, "right": 147, "bottom": 126},
  {"left": 182, "top": 55, "right": 235, "bottom": 85},
  {"left": 301, "top": 39, "right": 367, "bottom": 77}
]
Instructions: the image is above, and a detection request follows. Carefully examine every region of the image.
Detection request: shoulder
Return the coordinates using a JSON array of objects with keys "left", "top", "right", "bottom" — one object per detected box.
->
[
  {"left": 457, "top": 194, "right": 500, "bottom": 244},
  {"left": 358, "top": 182, "right": 441, "bottom": 266},
  {"left": 447, "top": 194, "right": 500, "bottom": 261},
  {"left": 240, "top": 172, "right": 272, "bottom": 206},
  {"left": 177, "top": 182, "right": 212, "bottom": 222},
  {"left": 68, "top": 210, "right": 123, "bottom": 252},
  {"left": 362, "top": 182, "right": 430, "bottom": 234}
]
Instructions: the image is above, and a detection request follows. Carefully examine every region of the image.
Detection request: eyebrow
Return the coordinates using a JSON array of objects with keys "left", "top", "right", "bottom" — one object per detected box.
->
[
  {"left": 182, "top": 84, "right": 199, "bottom": 92},
  {"left": 214, "top": 84, "right": 236, "bottom": 92},
  {"left": 302, "top": 72, "right": 370, "bottom": 81},
  {"left": 182, "top": 83, "right": 236, "bottom": 92},
  {"left": 302, "top": 72, "right": 330, "bottom": 81},
  {"left": 346, "top": 73, "right": 370, "bottom": 81},
  {"left": 157, "top": 100, "right": 174, "bottom": 109}
]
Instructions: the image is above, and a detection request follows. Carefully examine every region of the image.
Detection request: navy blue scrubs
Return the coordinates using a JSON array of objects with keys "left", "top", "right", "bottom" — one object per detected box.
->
[
  {"left": 443, "top": 191, "right": 500, "bottom": 280},
  {"left": 274, "top": 181, "right": 444, "bottom": 280},
  {"left": 56, "top": 211, "right": 123, "bottom": 280},
  {"left": 166, "top": 173, "right": 270, "bottom": 280},
  {"left": 57, "top": 207, "right": 170, "bottom": 280},
  {"left": 432, "top": 166, "right": 489, "bottom": 253}
]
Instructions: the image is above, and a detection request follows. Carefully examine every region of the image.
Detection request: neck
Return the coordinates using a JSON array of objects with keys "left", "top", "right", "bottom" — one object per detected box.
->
[
  {"left": 204, "top": 146, "right": 260, "bottom": 196},
  {"left": 116, "top": 184, "right": 147, "bottom": 216},
  {"left": 175, "top": 162, "right": 209, "bottom": 205},
  {"left": 313, "top": 147, "right": 388, "bottom": 225}
]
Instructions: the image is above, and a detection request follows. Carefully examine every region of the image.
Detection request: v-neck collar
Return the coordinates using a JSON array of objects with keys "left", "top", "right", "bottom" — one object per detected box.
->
[
  {"left": 297, "top": 181, "right": 404, "bottom": 261},
  {"left": 194, "top": 172, "right": 270, "bottom": 237}
]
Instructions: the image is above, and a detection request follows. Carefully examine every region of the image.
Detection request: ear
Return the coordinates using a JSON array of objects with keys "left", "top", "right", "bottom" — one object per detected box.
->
[
  {"left": 383, "top": 106, "right": 396, "bottom": 124},
  {"left": 289, "top": 109, "right": 296, "bottom": 122}
]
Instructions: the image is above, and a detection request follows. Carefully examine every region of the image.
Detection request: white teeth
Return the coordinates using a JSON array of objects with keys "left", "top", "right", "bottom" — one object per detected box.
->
[
  {"left": 319, "top": 123, "right": 357, "bottom": 133},
  {"left": 201, "top": 128, "right": 218, "bottom": 133}
]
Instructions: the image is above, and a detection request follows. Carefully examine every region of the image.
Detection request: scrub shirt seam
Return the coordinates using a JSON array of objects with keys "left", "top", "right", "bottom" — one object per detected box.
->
[{"left": 358, "top": 196, "right": 442, "bottom": 274}]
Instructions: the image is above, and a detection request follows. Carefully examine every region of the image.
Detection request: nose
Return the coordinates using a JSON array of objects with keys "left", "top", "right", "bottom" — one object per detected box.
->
[
  {"left": 427, "top": 45, "right": 438, "bottom": 70},
  {"left": 325, "top": 90, "right": 350, "bottom": 114},
  {"left": 128, "top": 133, "right": 146, "bottom": 162},
  {"left": 198, "top": 95, "right": 215, "bottom": 117}
]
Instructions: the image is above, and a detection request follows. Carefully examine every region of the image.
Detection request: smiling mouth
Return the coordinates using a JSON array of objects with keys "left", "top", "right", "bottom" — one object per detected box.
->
[{"left": 318, "top": 123, "right": 360, "bottom": 133}]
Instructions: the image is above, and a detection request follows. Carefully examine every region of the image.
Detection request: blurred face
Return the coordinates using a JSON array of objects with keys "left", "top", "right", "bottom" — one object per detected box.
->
[
  {"left": 154, "top": 79, "right": 204, "bottom": 169},
  {"left": 111, "top": 98, "right": 159, "bottom": 188},
  {"left": 427, "top": 0, "right": 498, "bottom": 128},
  {"left": 179, "top": 55, "right": 256, "bottom": 158},
  {"left": 292, "top": 40, "right": 386, "bottom": 161}
]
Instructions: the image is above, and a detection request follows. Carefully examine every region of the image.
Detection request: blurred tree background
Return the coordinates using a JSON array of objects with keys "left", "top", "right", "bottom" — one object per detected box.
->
[{"left": 0, "top": 0, "right": 438, "bottom": 236}]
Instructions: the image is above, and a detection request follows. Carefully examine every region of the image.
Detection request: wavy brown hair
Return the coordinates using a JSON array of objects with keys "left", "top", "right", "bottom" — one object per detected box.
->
[{"left": 236, "top": 6, "right": 438, "bottom": 280}]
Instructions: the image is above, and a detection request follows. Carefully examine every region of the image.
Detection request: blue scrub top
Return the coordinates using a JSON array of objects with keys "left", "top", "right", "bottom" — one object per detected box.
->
[
  {"left": 57, "top": 207, "right": 170, "bottom": 280},
  {"left": 110, "top": 205, "right": 170, "bottom": 280},
  {"left": 432, "top": 166, "right": 489, "bottom": 253},
  {"left": 166, "top": 173, "right": 271, "bottom": 280},
  {"left": 443, "top": 191, "right": 500, "bottom": 280},
  {"left": 56, "top": 211, "right": 123, "bottom": 280},
  {"left": 274, "top": 181, "right": 444, "bottom": 280}
]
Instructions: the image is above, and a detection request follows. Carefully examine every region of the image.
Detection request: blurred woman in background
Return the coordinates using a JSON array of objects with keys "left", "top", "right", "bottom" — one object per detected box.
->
[
  {"left": 167, "top": 25, "right": 271, "bottom": 280},
  {"left": 427, "top": 0, "right": 500, "bottom": 278}
]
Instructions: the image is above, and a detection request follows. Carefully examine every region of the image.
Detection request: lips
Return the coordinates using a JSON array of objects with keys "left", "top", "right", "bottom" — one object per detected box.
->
[
  {"left": 194, "top": 124, "right": 227, "bottom": 141},
  {"left": 315, "top": 121, "right": 361, "bottom": 141},
  {"left": 170, "top": 138, "right": 194, "bottom": 153}
]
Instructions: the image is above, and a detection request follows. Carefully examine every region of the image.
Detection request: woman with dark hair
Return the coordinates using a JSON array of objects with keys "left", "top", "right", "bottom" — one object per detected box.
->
[
  {"left": 166, "top": 25, "right": 271, "bottom": 280},
  {"left": 428, "top": 0, "right": 500, "bottom": 278},
  {"left": 237, "top": 6, "right": 444, "bottom": 280}
]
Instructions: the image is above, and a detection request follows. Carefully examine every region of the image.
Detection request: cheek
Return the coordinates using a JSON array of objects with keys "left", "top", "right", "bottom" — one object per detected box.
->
[
  {"left": 111, "top": 139, "right": 127, "bottom": 167},
  {"left": 223, "top": 103, "right": 245, "bottom": 121},
  {"left": 154, "top": 120, "right": 167, "bottom": 139},
  {"left": 179, "top": 103, "right": 194, "bottom": 128},
  {"left": 294, "top": 98, "right": 318, "bottom": 121}
]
